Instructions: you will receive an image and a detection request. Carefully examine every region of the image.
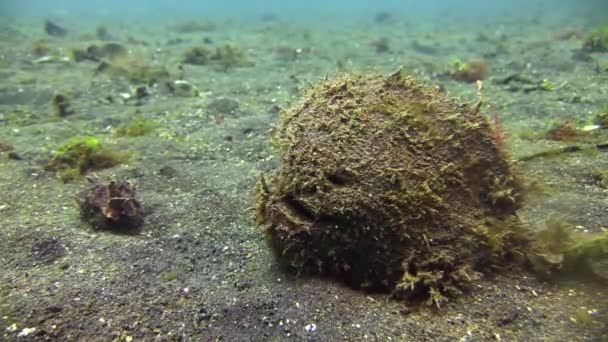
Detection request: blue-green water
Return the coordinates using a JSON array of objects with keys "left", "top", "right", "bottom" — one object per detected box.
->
[{"left": 1, "top": 0, "right": 605, "bottom": 20}]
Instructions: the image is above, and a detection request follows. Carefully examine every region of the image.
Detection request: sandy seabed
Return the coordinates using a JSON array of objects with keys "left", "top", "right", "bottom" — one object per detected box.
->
[{"left": 0, "top": 8, "right": 607, "bottom": 341}]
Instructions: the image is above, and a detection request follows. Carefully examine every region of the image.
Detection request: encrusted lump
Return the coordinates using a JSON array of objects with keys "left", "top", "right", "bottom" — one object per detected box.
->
[
  {"left": 254, "top": 69, "right": 528, "bottom": 306},
  {"left": 78, "top": 179, "right": 144, "bottom": 232}
]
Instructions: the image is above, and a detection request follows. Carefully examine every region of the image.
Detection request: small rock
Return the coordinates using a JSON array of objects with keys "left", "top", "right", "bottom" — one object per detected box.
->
[
  {"left": 134, "top": 86, "right": 150, "bottom": 99},
  {"left": 96, "top": 26, "right": 113, "bottom": 41},
  {"left": 17, "top": 327, "right": 36, "bottom": 337},
  {"left": 197, "top": 308, "right": 212, "bottom": 322},
  {"left": 234, "top": 279, "right": 253, "bottom": 291},
  {"left": 45, "top": 20, "right": 67, "bottom": 37},
  {"left": 304, "top": 323, "right": 317, "bottom": 333},
  {"left": 47, "top": 305, "right": 63, "bottom": 313},
  {"left": 51, "top": 94, "right": 75, "bottom": 117},
  {"left": 8, "top": 152, "right": 22, "bottom": 160},
  {"left": 172, "top": 80, "right": 198, "bottom": 97}
]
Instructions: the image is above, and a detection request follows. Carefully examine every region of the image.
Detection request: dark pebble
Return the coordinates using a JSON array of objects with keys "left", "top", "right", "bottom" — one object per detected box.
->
[
  {"left": 8, "top": 152, "right": 22, "bottom": 160},
  {"left": 47, "top": 305, "right": 63, "bottom": 313},
  {"left": 197, "top": 308, "right": 212, "bottom": 322},
  {"left": 234, "top": 279, "right": 253, "bottom": 291},
  {"left": 44, "top": 20, "right": 67, "bottom": 37}
]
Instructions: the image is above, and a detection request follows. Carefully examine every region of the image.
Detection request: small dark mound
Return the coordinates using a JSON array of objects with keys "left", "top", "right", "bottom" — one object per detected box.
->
[
  {"left": 31, "top": 238, "right": 67, "bottom": 264},
  {"left": 79, "top": 180, "right": 144, "bottom": 232}
]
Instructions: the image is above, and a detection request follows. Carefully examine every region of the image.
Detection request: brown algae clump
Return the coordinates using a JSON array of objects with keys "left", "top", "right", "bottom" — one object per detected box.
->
[
  {"left": 450, "top": 59, "right": 489, "bottom": 83},
  {"left": 545, "top": 121, "right": 587, "bottom": 141},
  {"left": 182, "top": 47, "right": 211, "bottom": 65},
  {"left": 255, "top": 70, "right": 527, "bottom": 305},
  {"left": 115, "top": 118, "right": 160, "bottom": 137}
]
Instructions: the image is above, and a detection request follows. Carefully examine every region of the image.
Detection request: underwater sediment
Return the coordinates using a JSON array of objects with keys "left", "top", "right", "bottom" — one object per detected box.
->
[{"left": 255, "top": 70, "right": 527, "bottom": 305}]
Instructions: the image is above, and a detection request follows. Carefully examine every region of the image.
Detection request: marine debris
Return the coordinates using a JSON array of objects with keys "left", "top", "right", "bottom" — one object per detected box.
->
[
  {"left": 255, "top": 69, "right": 527, "bottom": 306},
  {"left": 78, "top": 179, "right": 144, "bottom": 231}
]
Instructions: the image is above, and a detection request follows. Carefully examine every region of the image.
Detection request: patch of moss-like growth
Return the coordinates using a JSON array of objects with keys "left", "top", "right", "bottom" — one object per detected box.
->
[
  {"left": 116, "top": 118, "right": 160, "bottom": 137},
  {"left": 182, "top": 47, "right": 211, "bottom": 65},
  {"left": 212, "top": 45, "right": 254, "bottom": 70},
  {"left": 103, "top": 56, "right": 170, "bottom": 85},
  {"left": 45, "top": 136, "right": 128, "bottom": 182},
  {"left": 591, "top": 168, "right": 608, "bottom": 189},
  {"left": 255, "top": 70, "right": 527, "bottom": 305},
  {"left": 583, "top": 26, "right": 608, "bottom": 52},
  {"left": 116, "top": 65, "right": 169, "bottom": 85},
  {"left": 530, "top": 217, "right": 608, "bottom": 282},
  {"left": 31, "top": 39, "right": 51, "bottom": 57}
]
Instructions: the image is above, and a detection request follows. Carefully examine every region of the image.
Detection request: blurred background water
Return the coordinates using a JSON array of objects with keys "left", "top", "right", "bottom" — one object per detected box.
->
[{"left": 1, "top": 0, "right": 606, "bottom": 24}]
